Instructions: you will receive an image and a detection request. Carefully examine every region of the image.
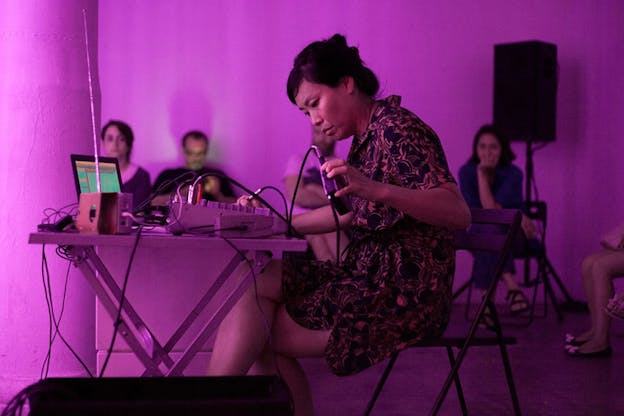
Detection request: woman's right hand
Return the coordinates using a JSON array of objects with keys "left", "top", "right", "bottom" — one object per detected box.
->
[
  {"left": 236, "top": 195, "right": 263, "bottom": 208},
  {"left": 478, "top": 160, "right": 496, "bottom": 174}
]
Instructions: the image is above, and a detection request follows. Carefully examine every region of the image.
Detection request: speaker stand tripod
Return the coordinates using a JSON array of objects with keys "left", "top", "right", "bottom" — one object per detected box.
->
[{"left": 522, "top": 141, "right": 587, "bottom": 322}]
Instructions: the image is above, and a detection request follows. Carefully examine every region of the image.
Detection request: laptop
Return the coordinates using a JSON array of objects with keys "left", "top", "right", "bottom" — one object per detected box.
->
[{"left": 70, "top": 154, "right": 123, "bottom": 198}]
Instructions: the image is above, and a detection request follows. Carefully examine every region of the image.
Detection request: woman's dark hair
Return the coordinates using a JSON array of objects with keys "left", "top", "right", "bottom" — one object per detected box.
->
[
  {"left": 101, "top": 120, "right": 135, "bottom": 160},
  {"left": 469, "top": 124, "right": 516, "bottom": 165},
  {"left": 287, "top": 34, "right": 379, "bottom": 104}
]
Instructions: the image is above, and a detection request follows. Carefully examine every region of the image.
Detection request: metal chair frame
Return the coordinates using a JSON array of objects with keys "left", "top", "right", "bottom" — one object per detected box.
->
[{"left": 364, "top": 208, "right": 523, "bottom": 416}]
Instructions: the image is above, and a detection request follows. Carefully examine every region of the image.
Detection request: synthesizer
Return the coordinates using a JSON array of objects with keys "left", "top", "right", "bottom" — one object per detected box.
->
[{"left": 166, "top": 201, "right": 288, "bottom": 238}]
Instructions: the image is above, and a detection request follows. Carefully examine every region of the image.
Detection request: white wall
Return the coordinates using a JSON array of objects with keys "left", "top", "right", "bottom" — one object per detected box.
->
[
  {"left": 99, "top": 0, "right": 624, "bottom": 298},
  {"left": 0, "top": 0, "right": 99, "bottom": 408}
]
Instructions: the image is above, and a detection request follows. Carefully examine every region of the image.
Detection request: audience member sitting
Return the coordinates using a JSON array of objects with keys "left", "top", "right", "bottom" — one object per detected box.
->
[
  {"left": 151, "top": 130, "right": 235, "bottom": 205},
  {"left": 565, "top": 223, "right": 624, "bottom": 357},
  {"left": 283, "top": 126, "right": 350, "bottom": 262},
  {"left": 101, "top": 120, "right": 151, "bottom": 209},
  {"left": 458, "top": 124, "right": 531, "bottom": 322}
]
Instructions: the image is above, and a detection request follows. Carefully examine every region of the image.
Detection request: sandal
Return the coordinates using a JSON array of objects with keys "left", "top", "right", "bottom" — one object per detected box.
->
[
  {"left": 605, "top": 295, "right": 624, "bottom": 320},
  {"left": 564, "top": 333, "right": 587, "bottom": 347},
  {"left": 566, "top": 345, "right": 612, "bottom": 358},
  {"left": 477, "top": 306, "right": 496, "bottom": 331},
  {"left": 506, "top": 289, "right": 529, "bottom": 315}
]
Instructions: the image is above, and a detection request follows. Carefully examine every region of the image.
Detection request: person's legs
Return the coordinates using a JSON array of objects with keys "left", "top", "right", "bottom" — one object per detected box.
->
[
  {"left": 208, "top": 259, "right": 284, "bottom": 375},
  {"left": 306, "top": 234, "right": 335, "bottom": 262},
  {"left": 249, "top": 305, "right": 330, "bottom": 416},
  {"left": 573, "top": 250, "right": 608, "bottom": 342},
  {"left": 208, "top": 259, "right": 331, "bottom": 416},
  {"left": 306, "top": 231, "right": 350, "bottom": 262},
  {"left": 500, "top": 272, "right": 529, "bottom": 313},
  {"left": 576, "top": 250, "right": 624, "bottom": 353},
  {"left": 325, "top": 230, "right": 350, "bottom": 262}
]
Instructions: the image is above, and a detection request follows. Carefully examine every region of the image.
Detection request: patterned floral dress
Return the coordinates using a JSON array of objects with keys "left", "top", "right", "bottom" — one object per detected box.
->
[{"left": 283, "top": 95, "right": 457, "bottom": 376}]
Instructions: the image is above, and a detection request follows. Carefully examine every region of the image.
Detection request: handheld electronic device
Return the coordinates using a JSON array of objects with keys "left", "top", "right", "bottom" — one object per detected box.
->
[{"left": 313, "top": 146, "right": 351, "bottom": 215}]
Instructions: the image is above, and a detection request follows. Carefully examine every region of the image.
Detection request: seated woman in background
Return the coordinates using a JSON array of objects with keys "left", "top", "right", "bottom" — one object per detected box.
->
[
  {"left": 458, "top": 124, "right": 530, "bottom": 318},
  {"left": 565, "top": 223, "right": 624, "bottom": 357},
  {"left": 283, "top": 125, "right": 350, "bottom": 262},
  {"left": 101, "top": 120, "right": 151, "bottom": 209}
]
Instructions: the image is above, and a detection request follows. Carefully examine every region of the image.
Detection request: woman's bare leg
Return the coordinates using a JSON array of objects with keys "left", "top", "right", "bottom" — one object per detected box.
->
[
  {"left": 250, "top": 306, "right": 330, "bottom": 416},
  {"left": 578, "top": 250, "right": 624, "bottom": 352},
  {"left": 306, "top": 234, "right": 335, "bottom": 262},
  {"left": 207, "top": 259, "right": 331, "bottom": 416},
  {"left": 250, "top": 345, "right": 314, "bottom": 416},
  {"left": 208, "top": 260, "right": 284, "bottom": 375},
  {"left": 576, "top": 251, "right": 607, "bottom": 341}
]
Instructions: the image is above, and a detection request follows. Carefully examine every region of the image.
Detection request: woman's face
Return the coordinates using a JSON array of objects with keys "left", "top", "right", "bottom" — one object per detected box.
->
[
  {"left": 476, "top": 133, "right": 502, "bottom": 167},
  {"left": 295, "top": 79, "right": 356, "bottom": 140},
  {"left": 102, "top": 125, "right": 129, "bottom": 162}
]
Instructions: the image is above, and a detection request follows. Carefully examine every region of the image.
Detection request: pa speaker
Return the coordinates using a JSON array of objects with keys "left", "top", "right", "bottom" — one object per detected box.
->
[
  {"left": 493, "top": 40, "right": 557, "bottom": 142},
  {"left": 24, "top": 376, "right": 292, "bottom": 416}
]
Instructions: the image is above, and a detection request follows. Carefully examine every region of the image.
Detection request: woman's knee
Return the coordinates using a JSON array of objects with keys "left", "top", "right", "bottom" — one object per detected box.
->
[
  {"left": 582, "top": 253, "right": 599, "bottom": 276},
  {"left": 270, "top": 307, "right": 329, "bottom": 357},
  {"left": 254, "top": 260, "right": 284, "bottom": 301}
]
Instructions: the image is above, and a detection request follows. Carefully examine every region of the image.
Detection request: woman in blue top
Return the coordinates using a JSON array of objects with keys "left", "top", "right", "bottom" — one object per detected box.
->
[{"left": 458, "top": 124, "right": 529, "bottom": 317}]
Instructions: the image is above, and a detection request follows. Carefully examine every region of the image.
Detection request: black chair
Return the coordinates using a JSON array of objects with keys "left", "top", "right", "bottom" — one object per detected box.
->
[
  {"left": 515, "top": 201, "right": 566, "bottom": 324},
  {"left": 458, "top": 201, "right": 564, "bottom": 326},
  {"left": 364, "top": 208, "right": 522, "bottom": 416}
]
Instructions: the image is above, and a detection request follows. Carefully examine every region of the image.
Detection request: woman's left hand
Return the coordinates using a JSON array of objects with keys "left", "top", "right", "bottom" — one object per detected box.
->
[{"left": 322, "top": 159, "right": 376, "bottom": 200}]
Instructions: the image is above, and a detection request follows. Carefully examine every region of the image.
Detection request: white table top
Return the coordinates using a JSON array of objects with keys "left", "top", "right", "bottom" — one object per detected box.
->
[{"left": 28, "top": 231, "right": 308, "bottom": 253}]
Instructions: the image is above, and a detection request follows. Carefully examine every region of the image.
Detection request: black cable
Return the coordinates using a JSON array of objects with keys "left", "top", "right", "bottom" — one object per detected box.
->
[
  {"left": 0, "top": 383, "right": 33, "bottom": 416},
  {"left": 252, "top": 185, "right": 289, "bottom": 221},
  {"left": 302, "top": 146, "right": 344, "bottom": 265},
  {"left": 99, "top": 225, "right": 144, "bottom": 377},
  {"left": 288, "top": 146, "right": 318, "bottom": 226},
  {"left": 41, "top": 255, "right": 71, "bottom": 379},
  {"left": 329, "top": 200, "right": 342, "bottom": 266},
  {"left": 41, "top": 245, "right": 53, "bottom": 379},
  {"left": 133, "top": 170, "right": 197, "bottom": 213},
  {"left": 41, "top": 204, "right": 78, "bottom": 228},
  {"left": 40, "top": 245, "right": 93, "bottom": 378},
  {"left": 193, "top": 171, "right": 303, "bottom": 239}
]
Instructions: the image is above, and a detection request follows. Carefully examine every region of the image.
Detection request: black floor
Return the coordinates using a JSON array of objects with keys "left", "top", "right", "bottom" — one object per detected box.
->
[{"left": 300, "top": 302, "right": 624, "bottom": 416}]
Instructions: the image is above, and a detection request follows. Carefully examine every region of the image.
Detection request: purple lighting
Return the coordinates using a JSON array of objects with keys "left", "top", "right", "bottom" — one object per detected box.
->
[{"left": 1, "top": 0, "right": 623, "bottom": 411}]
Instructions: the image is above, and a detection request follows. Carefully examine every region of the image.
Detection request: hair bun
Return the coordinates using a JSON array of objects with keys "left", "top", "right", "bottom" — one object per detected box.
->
[
  {"left": 287, "top": 33, "right": 379, "bottom": 103},
  {"left": 328, "top": 33, "right": 347, "bottom": 46}
]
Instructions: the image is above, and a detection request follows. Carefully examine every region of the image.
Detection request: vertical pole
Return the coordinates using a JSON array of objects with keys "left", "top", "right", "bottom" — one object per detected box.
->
[{"left": 523, "top": 141, "right": 534, "bottom": 286}]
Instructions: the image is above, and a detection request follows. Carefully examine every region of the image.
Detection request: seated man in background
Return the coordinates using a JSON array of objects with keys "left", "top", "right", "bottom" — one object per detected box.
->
[
  {"left": 151, "top": 130, "right": 236, "bottom": 206},
  {"left": 283, "top": 126, "right": 349, "bottom": 262}
]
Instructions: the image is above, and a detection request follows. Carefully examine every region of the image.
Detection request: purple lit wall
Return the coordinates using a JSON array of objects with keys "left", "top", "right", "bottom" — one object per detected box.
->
[
  {"left": 99, "top": 0, "right": 624, "bottom": 295},
  {"left": 0, "top": 0, "right": 98, "bottom": 405},
  {"left": 1, "top": 0, "right": 623, "bottom": 407}
]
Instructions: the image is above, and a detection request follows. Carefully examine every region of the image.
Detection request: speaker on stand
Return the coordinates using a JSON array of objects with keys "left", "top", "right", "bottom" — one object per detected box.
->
[{"left": 493, "top": 40, "right": 586, "bottom": 317}]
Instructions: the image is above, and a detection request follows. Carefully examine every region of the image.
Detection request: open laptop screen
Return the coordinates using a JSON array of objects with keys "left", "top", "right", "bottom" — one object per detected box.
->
[{"left": 70, "top": 154, "right": 122, "bottom": 197}]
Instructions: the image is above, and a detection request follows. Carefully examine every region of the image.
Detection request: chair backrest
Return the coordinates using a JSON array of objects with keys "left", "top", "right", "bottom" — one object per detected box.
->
[
  {"left": 453, "top": 208, "right": 522, "bottom": 256},
  {"left": 454, "top": 208, "right": 523, "bottom": 290}
]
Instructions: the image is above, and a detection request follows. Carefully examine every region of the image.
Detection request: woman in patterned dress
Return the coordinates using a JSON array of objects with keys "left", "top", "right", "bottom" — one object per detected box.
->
[{"left": 207, "top": 34, "right": 470, "bottom": 416}]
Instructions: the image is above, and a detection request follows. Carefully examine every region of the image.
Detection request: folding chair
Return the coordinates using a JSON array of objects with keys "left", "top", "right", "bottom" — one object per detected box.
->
[
  {"left": 516, "top": 201, "right": 565, "bottom": 324},
  {"left": 364, "top": 208, "right": 522, "bottom": 416}
]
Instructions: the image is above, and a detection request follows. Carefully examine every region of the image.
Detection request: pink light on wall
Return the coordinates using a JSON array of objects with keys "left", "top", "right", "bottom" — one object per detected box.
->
[
  {"left": 0, "top": 0, "right": 99, "bottom": 407},
  {"left": 99, "top": 0, "right": 624, "bottom": 299}
]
